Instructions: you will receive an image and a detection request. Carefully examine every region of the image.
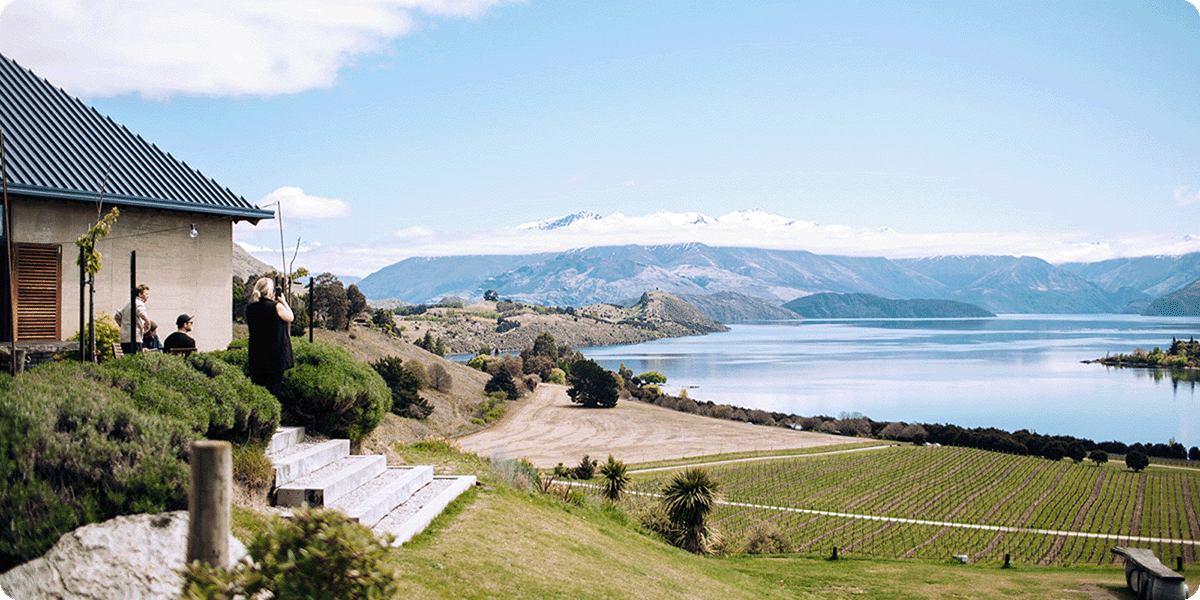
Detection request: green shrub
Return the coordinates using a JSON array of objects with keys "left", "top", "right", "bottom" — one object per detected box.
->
[
  {"left": 572, "top": 455, "right": 597, "bottom": 480},
  {"left": 466, "top": 354, "right": 489, "bottom": 372},
  {"left": 478, "top": 395, "right": 507, "bottom": 423},
  {"left": 740, "top": 522, "right": 790, "bottom": 554},
  {"left": 59, "top": 311, "right": 121, "bottom": 361},
  {"left": 281, "top": 340, "right": 390, "bottom": 442},
  {"left": 484, "top": 369, "right": 518, "bottom": 400},
  {"left": 371, "top": 355, "right": 434, "bottom": 419},
  {"left": 95, "top": 352, "right": 279, "bottom": 443},
  {"left": 179, "top": 507, "right": 399, "bottom": 600},
  {"left": 0, "top": 361, "right": 196, "bottom": 570},
  {"left": 637, "top": 371, "right": 667, "bottom": 384},
  {"left": 232, "top": 441, "right": 274, "bottom": 489},
  {"left": 547, "top": 367, "right": 566, "bottom": 384}
]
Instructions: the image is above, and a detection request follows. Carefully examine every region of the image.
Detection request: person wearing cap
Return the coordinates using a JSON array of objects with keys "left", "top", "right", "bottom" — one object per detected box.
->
[{"left": 163, "top": 313, "right": 196, "bottom": 354}]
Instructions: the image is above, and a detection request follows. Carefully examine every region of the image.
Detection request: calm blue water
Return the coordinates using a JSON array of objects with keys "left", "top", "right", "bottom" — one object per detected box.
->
[{"left": 584, "top": 315, "right": 1200, "bottom": 448}]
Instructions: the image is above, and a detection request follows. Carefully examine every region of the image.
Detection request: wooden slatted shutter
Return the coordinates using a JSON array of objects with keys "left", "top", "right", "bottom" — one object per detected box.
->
[{"left": 14, "top": 244, "right": 61, "bottom": 341}]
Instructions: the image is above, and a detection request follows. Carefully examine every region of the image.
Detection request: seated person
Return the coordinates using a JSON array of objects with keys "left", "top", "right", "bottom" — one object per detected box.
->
[
  {"left": 142, "top": 321, "right": 163, "bottom": 351},
  {"left": 163, "top": 314, "right": 197, "bottom": 354}
]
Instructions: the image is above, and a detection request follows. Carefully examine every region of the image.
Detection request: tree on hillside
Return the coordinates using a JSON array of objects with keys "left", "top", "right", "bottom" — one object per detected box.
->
[
  {"left": 567, "top": 359, "right": 619, "bottom": 408},
  {"left": 428, "top": 362, "right": 452, "bottom": 392},
  {"left": 1088, "top": 450, "right": 1108, "bottom": 467},
  {"left": 485, "top": 369, "right": 518, "bottom": 401},
  {"left": 1126, "top": 450, "right": 1150, "bottom": 472},
  {"left": 346, "top": 284, "right": 368, "bottom": 321},
  {"left": 371, "top": 308, "right": 396, "bottom": 334},
  {"left": 661, "top": 468, "right": 721, "bottom": 554},
  {"left": 310, "top": 273, "right": 349, "bottom": 330},
  {"left": 484, "top": 289, "right": 499, "bottom": 301},
  {"left": 531, "top": 331, "right": 559, "bottom": 362},
  {"left": 370, "top": 356, "right": 433, "bottom": 419}
]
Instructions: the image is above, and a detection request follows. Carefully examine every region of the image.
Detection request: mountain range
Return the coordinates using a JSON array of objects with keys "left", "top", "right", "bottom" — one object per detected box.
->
[{"left": 353, "top": 243, "right": 1200, "bottom": 315}]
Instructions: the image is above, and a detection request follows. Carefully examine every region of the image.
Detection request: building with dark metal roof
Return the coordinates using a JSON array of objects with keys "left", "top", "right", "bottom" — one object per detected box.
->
[{"left": 0, "top": 53, "right": 275, "bottom": 358}]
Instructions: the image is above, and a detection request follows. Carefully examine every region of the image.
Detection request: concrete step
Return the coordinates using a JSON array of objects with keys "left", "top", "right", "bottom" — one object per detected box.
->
[
  {"left": 269, "top": 438, "right": 349, "bottom": 488},
  {"left": 276, "top": 454, "right": 386, "bottom": 507},
  {"left": 327, "top": 466, "right": 435, "bottom": 528},
  {"left": 266, "top": 426, "right": 305, "bottom": 455},
  {"left": 373, "top": 475, "right": 477, "bottom": 545}
]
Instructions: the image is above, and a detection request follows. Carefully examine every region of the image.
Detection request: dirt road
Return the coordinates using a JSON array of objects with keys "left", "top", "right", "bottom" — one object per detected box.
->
[{"left": 456, "top": 384, "right": 856, "bottom": 468}]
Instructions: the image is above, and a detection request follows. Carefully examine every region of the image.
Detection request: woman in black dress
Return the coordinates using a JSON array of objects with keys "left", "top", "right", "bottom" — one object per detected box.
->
[{"left": 246, "top": 277, "right": 294, "bottom": 397}]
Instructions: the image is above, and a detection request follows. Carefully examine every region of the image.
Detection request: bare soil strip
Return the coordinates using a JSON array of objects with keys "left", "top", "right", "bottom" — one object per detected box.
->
[{"left": 456, "top": 384, "right": 855, "bottom": 468}]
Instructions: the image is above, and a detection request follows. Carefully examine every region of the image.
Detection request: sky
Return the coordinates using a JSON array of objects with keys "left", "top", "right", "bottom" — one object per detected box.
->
[{"left": 1, "top": 1, "right": 1199, "bottom": 278}]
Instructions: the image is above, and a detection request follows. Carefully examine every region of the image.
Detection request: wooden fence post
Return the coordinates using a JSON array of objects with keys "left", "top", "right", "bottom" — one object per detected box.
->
[{"left": 187, "top": 440, "right": 231, "bottom": 567}]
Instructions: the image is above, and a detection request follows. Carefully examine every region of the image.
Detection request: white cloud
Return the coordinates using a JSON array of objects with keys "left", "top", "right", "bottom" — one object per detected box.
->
[
  {"left": 253, "top": 209, "right": 1200, "bottom": 278},
  {"left": 0, "top": 0, "right": 520, "bottom": 98},
  {"left": 1175, "top": 185, "right": 1200, "bottom": 207},
  {"left": 393, "top": 225, "right": 436, "bottom": 238},
  {"left": 259, "top": 186, "right": 351, "bottom": 219}
]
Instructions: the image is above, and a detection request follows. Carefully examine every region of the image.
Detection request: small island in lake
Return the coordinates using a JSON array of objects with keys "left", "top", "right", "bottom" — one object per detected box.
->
[
  {"left": 1088, "top": 337, "right": 1200, "bottom": 369},
  {"left": 783, "top": 292, "right": 996, "bottom": 319}
]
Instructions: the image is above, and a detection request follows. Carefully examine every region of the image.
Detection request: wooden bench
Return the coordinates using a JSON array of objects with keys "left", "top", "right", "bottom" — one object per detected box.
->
[
  {"left": 168, "top": 347, "right": 196, "bottom": 357},
  {"left": 1111, "top": 546, "right": 1189, "bottom": 600},
  {"left": 112, "top": 342, "right": 125, "bottom": 358}
]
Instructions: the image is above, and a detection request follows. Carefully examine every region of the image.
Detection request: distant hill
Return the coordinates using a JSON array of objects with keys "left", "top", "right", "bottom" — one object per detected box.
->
[
  {"left": 895, "top": 256, "right": 1117, "bottom": 314},
  {"left": 783, "top": 293, "right": 995, "bottom": 319},
  {"left": 356, "top": 243, "right": 1133, "bottom": 314},
  {"left": 233, "top": 244, "right": 277, "bottom": 280},
  {"left": 1059, "top": 252, "right": 1200, "bottom": 298},
  {"left": 676, "top": 291, "right": 799, "bottom": 322},
  {"left": 1142, "top": 276, "right": 1200, "bottom": 316}
]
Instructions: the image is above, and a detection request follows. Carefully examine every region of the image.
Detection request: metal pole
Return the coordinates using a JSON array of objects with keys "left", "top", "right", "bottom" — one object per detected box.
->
[
  {"left": 187, "top": 440, "right": 231, "bottom": 568},
  {"left": 1, "top": 129, "right": 15, "bottom": 370},
  {"left": 129, "top": 251, "right": 136, "bottom": 354},
  {"left": 308, "top": 276, "right": 314, "bottom": 343},
  {"left": 79, "top": 247, "right": 85, "bottom": 362}
]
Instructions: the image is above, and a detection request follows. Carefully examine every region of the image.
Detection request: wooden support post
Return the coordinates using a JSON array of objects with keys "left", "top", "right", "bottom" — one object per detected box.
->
[
  {"left": 187, "top": 440, "right": 231, "bottom": 567},
  {"left": 830, "top": 546, "right": 838, "bottom": 561},
  {"left": 13, "top": 348, "right": 24, "bottom": 374}
]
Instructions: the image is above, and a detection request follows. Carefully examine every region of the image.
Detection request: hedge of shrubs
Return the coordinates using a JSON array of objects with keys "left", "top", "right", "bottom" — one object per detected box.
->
[
  {"left": 213, "top": 339, "right": 390, "bottom": 442},
  {"left": 0, "top": 361, "right": 200, "bottom": 570},
  {"left": 93, "top": 352, "right": 280, "bottom": 442}
]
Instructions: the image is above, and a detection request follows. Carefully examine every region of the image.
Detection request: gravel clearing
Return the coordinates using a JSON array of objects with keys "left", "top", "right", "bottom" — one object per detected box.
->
[{"left": 457, "top": 383, "right": 858, "bottom": 468}]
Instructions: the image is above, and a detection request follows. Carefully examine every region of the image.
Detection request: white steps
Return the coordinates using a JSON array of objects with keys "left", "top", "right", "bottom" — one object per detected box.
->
[{"left": 265, "top": 427, "right": 475, "bottom": 539}]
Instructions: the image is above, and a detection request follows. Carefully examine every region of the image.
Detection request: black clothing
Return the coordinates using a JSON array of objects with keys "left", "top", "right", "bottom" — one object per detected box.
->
[
  {"left": 246, "top": 298, "right": 294, "bottom": 397},
  {"left": 143, "top": 333, "right": 163, "bottom": 351},
  {"left": 163, "top": 331, "right": 196, "bottom": 353}
]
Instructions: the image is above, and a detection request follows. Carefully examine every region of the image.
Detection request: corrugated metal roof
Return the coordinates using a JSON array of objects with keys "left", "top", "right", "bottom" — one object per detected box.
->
[{"left": 0, "top": 54, "right": 274, "bottom": 222}]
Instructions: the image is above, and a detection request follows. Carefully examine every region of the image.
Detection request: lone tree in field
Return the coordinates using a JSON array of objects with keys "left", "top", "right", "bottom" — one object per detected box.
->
[
  {"left": 567, "top": 359, "right": 619, "bottom": 408},
  {"left": 661, "top": 468, "right": 721, "bottom": 554},
  {"left": 1088, "top": 449, "right": 1108, "bottom": 467},
  {"left": 1125, "top": 450, "right": 1150, "bottom": 473}
]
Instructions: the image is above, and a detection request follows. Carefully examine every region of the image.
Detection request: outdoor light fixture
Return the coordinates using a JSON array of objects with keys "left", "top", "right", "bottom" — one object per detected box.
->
[{"left": 189, "top": 224, "right": 198, "bottom": 238}]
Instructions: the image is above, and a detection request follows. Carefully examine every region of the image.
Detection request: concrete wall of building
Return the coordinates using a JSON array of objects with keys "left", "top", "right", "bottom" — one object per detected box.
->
[{"left": 12, "top": 197, "right": 237, "bottom": 351}]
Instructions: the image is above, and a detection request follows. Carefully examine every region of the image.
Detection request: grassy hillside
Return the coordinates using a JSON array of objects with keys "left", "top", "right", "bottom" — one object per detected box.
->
[{"left": 228, "top": 441, "right": 1134, "bottom": 600}]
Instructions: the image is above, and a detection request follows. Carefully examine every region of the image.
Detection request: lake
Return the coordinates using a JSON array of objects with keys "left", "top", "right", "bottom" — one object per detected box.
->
[{"left": 583, "top": 315, "right": 1200, "bottom": 449}]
